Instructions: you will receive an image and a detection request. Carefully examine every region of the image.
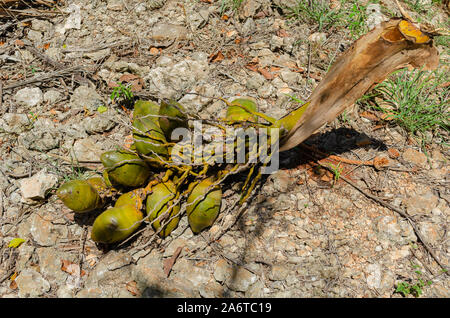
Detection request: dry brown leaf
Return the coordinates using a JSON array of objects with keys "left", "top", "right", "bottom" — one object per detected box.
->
[
  {"left": 387, "top": 148, "right": 400, "bottom": 159},
  {"left": 208, "top": 51, "right": 225, "bottom": 63},
  {"left": 277, "top": 29, "right": 289, "bottom": 38},
  {"left": 126, "top": 281, "right": 140, "bottom": 296},
  {"left": 373, "top": 156, "right": 390, "bottom": 170},
  {"left": 163, "top": 246, "right": 183, "bottom": 278},
  {"left": 360, "top": 111, "right": 379, "bottom": 121},
  {"left": 149, "top": 47, "right": 160, "bottom": 55},
  {"left": 9, "top": 280, "right": 17, "bottom": 290},
  {"left": 61, "top": 260, "right": 86, "bottom": 277},
  {"left": 245, "top": 63, "right": 259, "bottom": 73},
  {"left": 280, "top": 18, "right": 439, "bottom": 151},
  {"left": 258, "top": 67, "right": 274, "bottom": 80},
  {"left": 14, "top": 39, "right": 24, "bottom": 47}
]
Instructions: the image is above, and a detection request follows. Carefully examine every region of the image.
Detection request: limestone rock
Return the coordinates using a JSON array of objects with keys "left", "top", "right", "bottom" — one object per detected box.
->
[
  {"left": 15, "top": 87, "right": 43, "bottom": 107},
  {"left": 16, "top": 269, "right": 51, "bottom": 297},
  {"left": 19, "top": 169, "right": 58, "bottom": 200}
]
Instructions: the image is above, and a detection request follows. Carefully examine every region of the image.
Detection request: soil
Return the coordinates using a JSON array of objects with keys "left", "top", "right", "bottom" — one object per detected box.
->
[{"left": 0, "top": 0, "right": 448, "bottom": 298}]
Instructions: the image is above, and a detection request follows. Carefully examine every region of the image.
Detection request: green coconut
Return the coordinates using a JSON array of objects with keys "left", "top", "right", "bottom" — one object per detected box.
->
[
  {"left": 100, "top": 150, "right": 151, "bottom": 187},
  {"left": 56, "top": 179, "right": 102, "bottom": 213},
  {"left": 132, "top": 100, "right": 168, "bottom": 159},
  {"left": 91, "top": 204, "right": 144, "bottom": 244},
  {"left": 145, "top": 181, "right": 180, "bottom": 238},
  {"left": 186, "top": 177, "right": 222, "bottom": 234},
  {"left": 115, "top": 189, "right": 143, "bottom": 210},
  {"left": 225, "top": 98, "right": 258, "bottom": 123},
  {"left": 158, "top": 99, "right": 189, "bottom": 141}
]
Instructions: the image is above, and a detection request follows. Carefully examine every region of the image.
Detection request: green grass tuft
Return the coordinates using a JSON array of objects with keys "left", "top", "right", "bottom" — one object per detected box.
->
[{"left": 368, "top": 68, "right": 449, "bottom": 148}]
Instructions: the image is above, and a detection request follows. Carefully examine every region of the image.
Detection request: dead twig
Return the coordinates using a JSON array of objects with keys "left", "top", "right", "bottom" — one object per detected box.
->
[
  {"left": 338, "top": 173, "right": 449, "bottom": 276},
  {"left": 24, "top": 42, "right": 64, "bottom": 69},
  {"left": 3, "top": 65, "right": 88, "bottom": 91}
]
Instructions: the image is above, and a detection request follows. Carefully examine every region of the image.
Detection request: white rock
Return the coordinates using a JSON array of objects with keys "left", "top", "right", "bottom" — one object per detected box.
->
[
  {"left": 70, "top": 86, "right": 104, "bottom": 111},
  {"left": 44, "top": 90, "right": 62, "bottom": 104},
  {"left": 308, "top": 32, "right": 327, "bottom": 44},
  {"left": 16, "top": 269, "right": 51, "bottom": 297},
  {"left": 55, "top": 3, "right": 82, "bottom": 34},
  {"left": 19, "top": 169, "right": 58, "bottom": 200},
  {"left": 31, "top": 19, "right": 52, "bottom": 32},
  {"left": 366, "top": 263, "right": 382, "bottom": 289},
  {"left": 0, "top": 113, "right": 31, "bottom": 134},
  {"left": 71, "top": 138, "right": 102, "bottom": 161},
  {"left": 15, "top": 87, "right": 43, "bottom": 107},
  {"left": 27, "top": 30, "right": 43, "bottom": 43},
  {"left": 366, "top": 4, "right": 388, "bottom": 30}
]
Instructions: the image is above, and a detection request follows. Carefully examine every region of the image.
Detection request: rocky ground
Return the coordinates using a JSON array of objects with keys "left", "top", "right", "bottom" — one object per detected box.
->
[{"left": 0, "top": 0, "right": 449, "bottom": 298}]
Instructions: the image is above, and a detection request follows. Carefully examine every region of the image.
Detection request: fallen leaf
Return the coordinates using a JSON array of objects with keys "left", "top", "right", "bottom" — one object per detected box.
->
[
  {"left": 119, "top": 74, "right": 139, "bottom": 83},
  {"left": 14, "top": 39, "right": 24, "bottom": 47},
  {"left": 380, "top": 112, "right": 395, "bottom": 121},
  {"left": 258, "top": 67, "right": 274, "bottom": 80},
  {"left": 61, "top": 260, "right": 85, "bottom": 277},
  {"left": 8, "top": 238, "right": 26, "bottom": 248},
  {"left": 360, "top": 111, "right": 379, "bottom": 121},
  {"left": 126, "top": 281, "right": 140, "bottom": 296},
  {"left": 97, "top": 105, "right": 108, "bottom": 113},
  {"left": 398, "top": 20, "right": 430, "bottom": 44},
  {"left": 277, "top": 29, "right": 289, "bottom": 38},
  {"left": 10, "top": 272, "right": 17, "bottom": 281},
  {"left": 439, "top": 81, "right": 450, "bottom": 89},
  {"left": 208, "top": 51, "right": 225, "bottom": 63},
  {"left": 372, "top": 124, "right": 384, "bottom": 131},
  {"left": 149, "top": 47, "right": 160, "bottom": 55},
  {"left": 9, "top": 280, "right": 17, "bottom": 290},
  {"left": 309, "top": 72, "right": 322, "bottom": 81},
  {"left": 123, "top": 134, "right": 134, "bottom": 149},
  {"left": 387, "top": 148, "right": 400, "bottom": 159},
  {"left": 373, "top": 156, "right": 390, "bottom": 170},
  {"left": 85, "top": 254, "right": 98, "bottom": 267},
  {"left": 163, "top": 246, "right": 183, "bottom": 278},
  {"left": 270, "top": 66, "right": 281, "bottom": 72},
  {"left": 245, "top": 62, "right": 259, "bottom": 73}
]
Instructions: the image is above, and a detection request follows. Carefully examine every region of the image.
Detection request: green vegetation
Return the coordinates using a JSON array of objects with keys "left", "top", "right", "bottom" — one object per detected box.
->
[
  {"left": 326, "top": 162, "right": 343, "bottom": 185},
  {"left": 110, "top": 82, "right": 134, "bottom": 104},
  {"left": 395, "top": 264, "right": 432, "bottom": 298},
  {"left": 219, "top": 0, "right": 244, "bottom": 15},
  {"left": 284, "top": 0, "right": 347, "bottom": 32},
  {"left": 369, "top": 69, "right": 449, "bottom": 148}
]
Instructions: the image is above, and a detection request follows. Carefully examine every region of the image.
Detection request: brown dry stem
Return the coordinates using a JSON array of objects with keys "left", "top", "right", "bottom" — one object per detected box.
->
[{"left": 280, "top": 18, "right": 439, "bottom": 151}]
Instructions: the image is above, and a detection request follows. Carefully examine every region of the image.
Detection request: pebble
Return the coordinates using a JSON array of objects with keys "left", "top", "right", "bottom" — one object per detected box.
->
[
  {"left": 308, "top": 32, "right": 327, "bottom": 44},
  {"left": 0, "top": 113, "right": 31, "bottom": 134},
  {"left": 27, "top": 30, "right": 43, "bottom": 43},
  {"left": 226, "top": 267, "right": 258, "bottom": 292},
  {"left": 82, "top": 111, "right": 116, "bottom": 134},
  {"left": 16, "top": 269, "right": 51, "bottom": 298},
  {"left": 71, "top": 138, "right": 103, "bottom": 161},
  {"left": 15, "top": 87, "right": 43, "bottom": 107},
  {"left": 366, "top": 4, "right": 388, "bottom": 30},
  {"left": 213, "top": 259, "right": 233, "bottom": 283},
  {"left": 366, "top": 263, "right": 382, "bottom": 289},
  {"left": 44, "top": 90, "right": 62, "bottom": 104},
  {"left": 269, "top": 265, "right": 289, "bottom": 281},
  {"left": 70, "top": 86, "right": 104, "bottom": 111},
  {"left": 402, "top": 148, "right": 428, "bottom": 167},
  {"left": 20, "top": 128, "right": 61, "bottom": 151},
  {"left": 151, "top": 23, "right": 188, "bottom": 42},
  {"left": 31, "top": 19, "right": 52, "bottom": 32},
  {"left": 19, "top": 169, "right": 58, "bottom": 201},
  {"left": 404, "top": 190, "right": 438, "bottom": 215}
]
